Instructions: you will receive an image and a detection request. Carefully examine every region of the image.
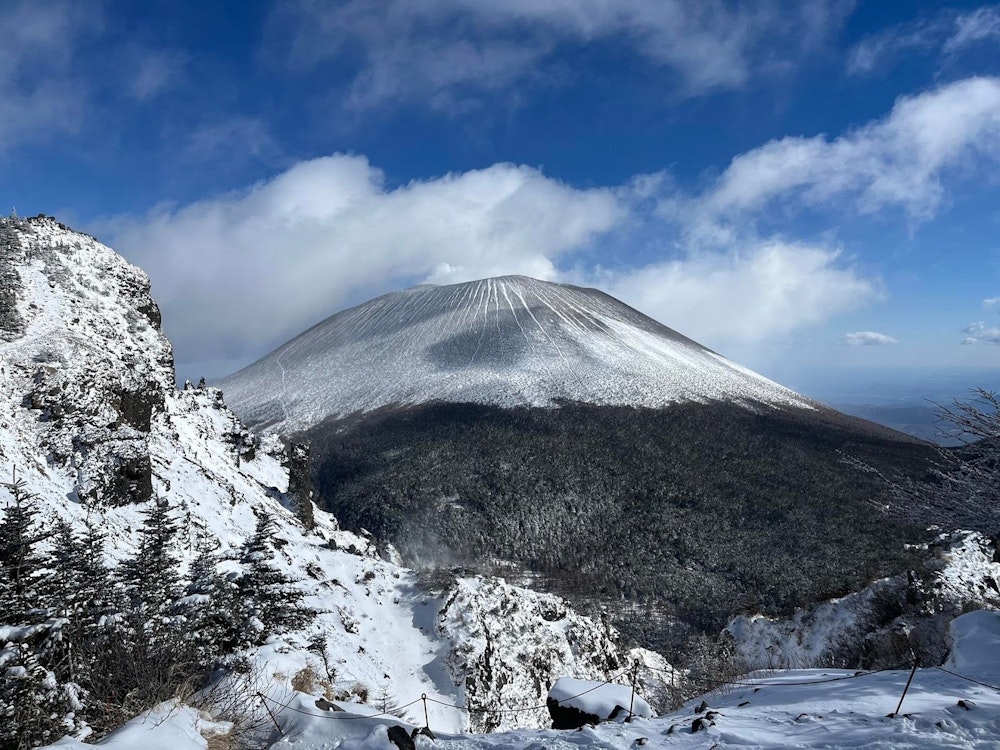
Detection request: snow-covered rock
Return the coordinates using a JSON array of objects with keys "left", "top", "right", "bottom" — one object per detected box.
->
[
  {"left": 437, "top": 576, "right": 652, "bottom": 732},
  {"left": 944, "top": 610, "right": 1000, "bottom": 680},
  {"left": 546, "top": 676, "right": 653, "bottom": 729},
  {"left": 218, "top": 275, "right": 812, "bottom": 433}
]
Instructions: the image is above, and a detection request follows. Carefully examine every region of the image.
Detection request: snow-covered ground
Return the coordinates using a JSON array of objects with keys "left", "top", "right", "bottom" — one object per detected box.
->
[
  {"left": 43, "top": 611, "right": 1000, "bottom": 749},
  {"left": 218, "top": 275, "right": 812, "bottom": 433}
]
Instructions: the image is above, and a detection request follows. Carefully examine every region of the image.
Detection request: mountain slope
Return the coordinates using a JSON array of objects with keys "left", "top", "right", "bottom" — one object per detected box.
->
[
  {"left": 0, "top": 217, "right": 655, "bottom": 740},
  {"left": 219, "top": 275, "right": 812, "bottom": 433},
  {"left": 218, "top": 274, "right": 938, "bottom": 655}
]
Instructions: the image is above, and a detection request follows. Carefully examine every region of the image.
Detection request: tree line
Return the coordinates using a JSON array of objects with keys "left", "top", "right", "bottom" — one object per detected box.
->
[{"left": 0, "top": 470, "right": 310, "bottom": 749}]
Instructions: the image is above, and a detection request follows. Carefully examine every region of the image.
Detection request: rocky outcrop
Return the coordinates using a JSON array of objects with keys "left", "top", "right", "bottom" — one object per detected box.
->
[
  {"left": 1, "top": 216, "right": 172, "bottom": 506},
  {"left": 437, "top": 575, "right": 667, "bottom": 732},
  {"left": 727, "top": 531, "right": 1000, "bottom": 670}
]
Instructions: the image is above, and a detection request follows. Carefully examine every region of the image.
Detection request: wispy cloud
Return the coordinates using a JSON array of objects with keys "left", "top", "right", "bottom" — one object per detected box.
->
[
  {"left": 184, "top": 118, "right": 283, "bottom": 166},
  {"left": 963, "top": 321, "right": 1000, "bottom": 345},
  {"left": 0, "top": 1, "right": 99, "bottom": 151},
  {"left": 267, "top": 0, "right": 852, "bottom": 112},
  {"left": 671, "top": 76, "right": 1000, "bottom": 233},
  {"left": 130, "top": 49, "right": 188, "bottom": 102},
  {"left": 841, "top": 331, "right": 898, "bottom": 346},
  {"left": 847, "top": 5, "right": 1000, "bottom": 76},
  {"left": 984, "top": 296, "right": 1000, "bottom": 307}
]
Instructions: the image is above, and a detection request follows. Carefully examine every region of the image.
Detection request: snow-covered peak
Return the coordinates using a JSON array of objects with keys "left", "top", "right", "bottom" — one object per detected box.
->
[{"left": 219, "top": 275, "right": 812, "bottom": 433}]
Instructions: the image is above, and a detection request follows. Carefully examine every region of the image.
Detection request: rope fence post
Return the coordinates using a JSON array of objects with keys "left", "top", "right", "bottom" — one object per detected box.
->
[
  {"left": 628, "top": 660, "right": 640, "bottom": 721},
  {"left": 257, "top": 692, "right": 284, "bottom": 737},
  {"left": 422, "top": 693, "right": 429, "bottom": 732},
  {"left": 889, "top": 658, "right": 919, "bottom": 718}
]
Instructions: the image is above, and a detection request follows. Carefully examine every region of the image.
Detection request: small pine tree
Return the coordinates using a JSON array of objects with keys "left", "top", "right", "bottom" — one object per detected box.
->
[
  {"left": 0, "top": 469, "right": 48, "bottom": 622},
  {"left": 177, "top": 538, "right": 241, "bottom": 669},
  {"left": 237, "top": 513, "right": 310, "bottom": 645},
  {"left": 119, "top": 497, "right": 182, "bottom": 621}
]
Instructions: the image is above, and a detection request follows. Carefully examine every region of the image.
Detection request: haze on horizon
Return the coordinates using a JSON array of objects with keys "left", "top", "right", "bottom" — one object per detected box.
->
[{"left": 0, "top": 0, "right": 998, "bottom": 411}]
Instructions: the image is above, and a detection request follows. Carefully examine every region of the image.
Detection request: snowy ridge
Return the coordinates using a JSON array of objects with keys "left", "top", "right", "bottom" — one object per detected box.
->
[
  {"left": 0, "top": 218, "right": 644, "bottom": 740},
  {"left": 219, "top": 275, "right": 812, "bottom": 433}
]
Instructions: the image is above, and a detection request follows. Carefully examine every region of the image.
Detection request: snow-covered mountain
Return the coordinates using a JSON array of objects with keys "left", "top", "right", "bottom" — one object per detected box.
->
[
  {"left": 219, "top": 275, "right": 812, "bottom": 433},
  {"left": 0, "top": 216, "right": 660, "bottom": 740}
]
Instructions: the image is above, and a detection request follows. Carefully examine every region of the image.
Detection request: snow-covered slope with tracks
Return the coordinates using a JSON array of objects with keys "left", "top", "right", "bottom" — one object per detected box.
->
[{"left": 219, "top": 276, "right": 811, "bottom": 433}]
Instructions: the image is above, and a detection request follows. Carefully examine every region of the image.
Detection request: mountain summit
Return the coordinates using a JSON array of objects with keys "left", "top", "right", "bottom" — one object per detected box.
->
[{"left": 220, "top": 275, "right": 810, "bottom": 432}]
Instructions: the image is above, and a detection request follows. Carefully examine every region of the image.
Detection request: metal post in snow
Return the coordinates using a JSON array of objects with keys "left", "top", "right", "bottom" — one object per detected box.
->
[
  {"left": 257, "top": 692, "right": 284, "bottom": 737},
  {"left": 422, "top": 692, "right": 430, "bottom": 731},
  {"left": 890, "top": 659, "right": 920, "bottom": 718},
  {"left": 629, "top": 660, "right": 640, "bottom": 721}
]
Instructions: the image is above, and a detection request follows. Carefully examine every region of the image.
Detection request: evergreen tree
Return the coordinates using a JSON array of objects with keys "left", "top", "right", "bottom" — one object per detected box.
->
[
  {"left": 177, "top": 538, "right": 240, "bottom": 670},
  {"left": 0, "top": 470, "right": 48, "bottom": 622},
  {"left": 0, "top": 473, "right": 78, "bottom": 749},
  {"left": 237, "top": 513, "right": 310, "bottom": 645},
  {"left": 119, "top": 497, "right": 182, "bottom": 622}
]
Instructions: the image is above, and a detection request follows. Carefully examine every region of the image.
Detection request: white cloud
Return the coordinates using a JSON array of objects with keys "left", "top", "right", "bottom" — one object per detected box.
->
[
  {"left": 688, "top": 77, "right": 1000, "bottom": 227},
  {"left": 184, "top": 118, "right": 282, "bottom": 165},
  {"left": 130, "top": 50, "right": 187, "bottom": 102},
  {"left": 943, "top": 6, "right": 1000, "bottom": 54},
  {"left": 841, "top": 331, "right": 899, "bottom": 346},
  {"left": 586, "top": 242, "right": 880, "bottom": 345},
  {"left": 102, "top": 155, "right": 623, "bottom": 367},
  {"left": 963, "top": 321, "right": 1000, "bottom": 345},
  {"left": 983, "top": 296, "right": 1000, "bottom": 307},
  {"left": 101, "top": 154, "right": 886, "bottom": 375},
  {"left": 269, "top": 0, "right": 851, "bottom": 111},
  {"left": 0, "top": 1, "right": 97, "bottom": 150},
  {"left": 847, "top": 5, "right": 1000, "bottom": 75}
]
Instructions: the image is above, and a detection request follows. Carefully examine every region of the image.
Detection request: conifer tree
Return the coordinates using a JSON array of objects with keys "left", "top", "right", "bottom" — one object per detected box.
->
[
  {"left": 237, "top": 513, "right": 310, "bottom": 645},
  {"left": 178, "top": 538, "right": 240, "bottom": 669},
  {"left": 0, "top": 469, "right": 48, "bottom": 622},
  {"left": 0, "top": 472, "right": 76, "bottom": 748},
  {"left": 119, "top": 497, "right": 182, "bottom": 623}
]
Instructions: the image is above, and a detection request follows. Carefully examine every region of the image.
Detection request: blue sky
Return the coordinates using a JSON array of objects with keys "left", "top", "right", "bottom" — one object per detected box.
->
[{"left": 1, "top": 1, "right": 999, "bottom": 397}]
